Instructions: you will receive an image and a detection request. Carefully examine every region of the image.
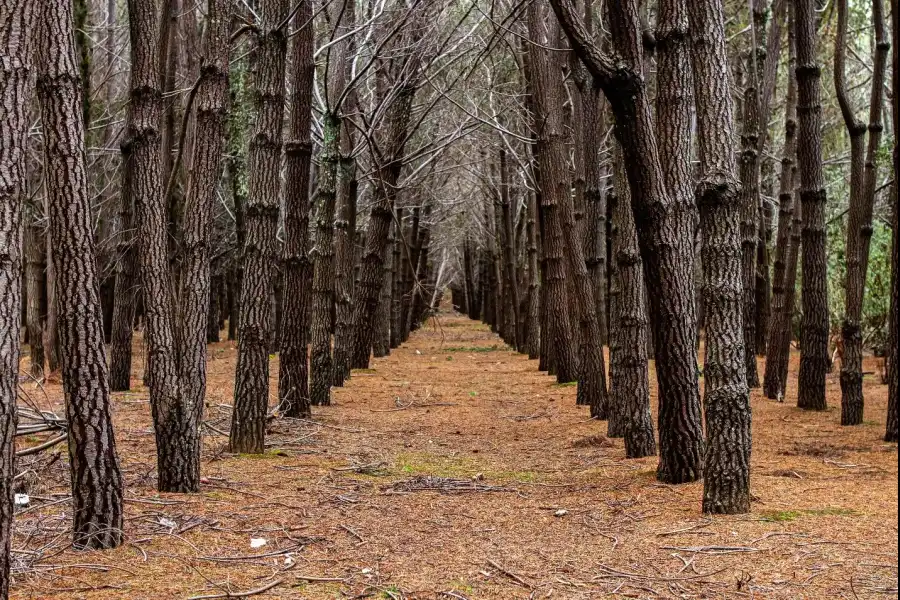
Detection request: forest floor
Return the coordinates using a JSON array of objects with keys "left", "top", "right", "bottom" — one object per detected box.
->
[{"left": 10, "top": 308, "right": 899, "bottom": 600}]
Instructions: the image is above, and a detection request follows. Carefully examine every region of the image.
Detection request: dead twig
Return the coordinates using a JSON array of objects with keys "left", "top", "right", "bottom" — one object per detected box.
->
[{"left": 186, "top": 578, "right": 283, "bottom": 599}]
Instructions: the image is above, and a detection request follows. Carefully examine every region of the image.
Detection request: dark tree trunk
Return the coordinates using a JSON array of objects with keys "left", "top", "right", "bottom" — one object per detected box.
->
[
  {"left": 609, "top": 147, "right": 656, "bottom": 457},
  {"left": 391, "top": 210, "right": 405, "bottom": 347},
  {"left": 230, "top": 0, "right": 290, "bottom": 452},
  {"left": 309, "top": 113, "right": 340, "bottom": 406},
  {"left": 838, "top": 0, "right": 889, "bottom": 426},
  {"left": 0, "top": 0, "right": 36, "bottom": 590},
  {"left": 373, "top": 237, "right": 392, "bottom": 358},
  {"left": 37, "top": 0, "right": 124, "bottom": 548},
  {"left": 498, "top": 149, "right": 521, "bottom": 350},
  {"left": 208, "top": 273, "right": 222, "bottom": 343},
  {"left": 524, "top": 192, "right": 542, "bottom": 359},
  {"left": 279, "top": 0, "right": 314, "bottom": 419},
  {"left": 689, "top": 0, "right": 752, "bottom": 514},
  {"left": 552, "top": 0, "right": 705, "bottom": 483},
  {"left": 527, "top": 4, "right": 578, "bottom": 385},
  {"left": 25, "top": 213, "right": 46, "bottom": 379},
  {"left": 763, "top": 15, "right": 798, "bottom": 401},
  {"left": 109, "top": 137, "right": 139, "bottom": 391},
  {"left": 886, "top": 1, "right": 898, "bottom": 443},
  {"left": 795, "top": 0, "right": 829, "bottom": 411}
]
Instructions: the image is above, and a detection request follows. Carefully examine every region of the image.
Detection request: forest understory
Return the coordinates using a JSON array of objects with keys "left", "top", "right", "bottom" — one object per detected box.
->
[{"left": 11, "top": 307, "right": 898, "bottom": 600}]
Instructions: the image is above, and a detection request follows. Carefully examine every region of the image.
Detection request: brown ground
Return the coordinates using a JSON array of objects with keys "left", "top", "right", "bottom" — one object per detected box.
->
[{"left": 10, "top": 310, "right": 899, "bottom": 599}]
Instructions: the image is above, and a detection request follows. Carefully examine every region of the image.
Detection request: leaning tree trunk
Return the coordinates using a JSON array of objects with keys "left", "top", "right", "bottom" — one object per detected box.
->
[
  {"left": 551, "top": 0, "right": 705, "bottom": 483},
  {"left": 279, "top": 0, "right": 314, "bottom": 419},
  {"left": 838, "top": 0, "right": 889, "bottom": 426},
  {"left": 609, "top": 145, "right": 656, "bottom": 457},
  {"left": 230, "top": 0, "right": 290, "bottom": 452},
  {"left": 795, "top": 0, "right": 829, "bottom": 411},
  {"left": 0, "top": 0, "right": 36, "bottom": 590},
  {"left": 763, "top": 14, "right": 798, "bottom": 401},
  {"left": 689, "top": 0, "right": 752, "bottom": 515},
  {"left": 37, "top": 0, "right": 124, "bottom": 548}
]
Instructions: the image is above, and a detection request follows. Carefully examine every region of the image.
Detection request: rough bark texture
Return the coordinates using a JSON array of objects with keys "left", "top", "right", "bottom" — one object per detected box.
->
[
  {"left": 391, "top": 210, "right": 405, "bottom": 348},
  {"left": 838, "top": 0, "right": 889, "bottom": 426},
  {"left": 498, "top": 149, "right": 521, "bottom": 350},
  {"left": 689, "top": 0, "right": 752, "bottom": 514},
  {"left": 609, "top": 146, "right": 656, "bottom": 458},
  {"left": 230, "top": 0, "right": 290, "bottom": 452},
  {"left": 886, "top": 3, "right": 898, "bottom": 443},
  {"left": 763, "top": 14, "right": 798, "bottom": 401},
  {"left": 37, "top": 0, "right": 124, "bottom": 548},
  {"left": 550, "top": 0, "right": 704, "bottom": 483},
  {"left": 0, "top": 0, "right": 36, "bottom": 589},
  {"left": 24, "top": 213, "right": 46, "bottom": 379},
  {"left": 279, "top": 0, "right": 314, "bottom": 419},
  {"left": 309, "top": 113, "right": 340, "bottom": 406},
  {"left": 524, "top": 193, "right": 542, "bottom": 360},
  {"left": 169, "top": 0, "right": 230, "bottom": 490},
  {"left": 528, "top": 4, "right": 578, "bottom": 385},
  {"left": 795, "top": 0, "right": 829, "bottom": 411},
  {"left": 108, "top": 136, "right": 138, "bottom": 392}
]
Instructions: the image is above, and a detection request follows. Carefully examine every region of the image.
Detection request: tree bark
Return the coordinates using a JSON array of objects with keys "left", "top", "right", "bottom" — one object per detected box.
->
[
  {"left": 24, "top": 212, "right": 46, "bottom": 379},
  {"left": 37, "top": 0, "right": 124, "bottom": 548},
  {"left": 689, "top": 0, "right": 752, "bottom": 514},
  {"left": 550, "top": 0, "right": 705, "bottom": 483},
  {"left": 838, "top": 0, "right": 889, "bottom": 426},
  {"left": 0, "top": 0, "right": 37, "bottom": 589},
  {"left": 609, "top": 145, "right": 656, "bottom": 457},
  {"left": 763, "top": 11, "right": 798, "bottom": 401},
  {"left": 886, "top": 0, "right": 898, "bottom": 443},
  {"left": 230, "top": 0, "right": 290, "bottom": 452},
  {"left": 279, "top": 0, "right": 315, "bottom": 419},
  {"left": 795, "top": 0, "right": 829, "bottom": 411}
]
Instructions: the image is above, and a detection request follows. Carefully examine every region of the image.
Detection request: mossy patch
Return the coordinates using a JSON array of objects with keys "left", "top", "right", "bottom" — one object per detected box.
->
[{"left": 761, "top": 507, "right": 858, "bottom": 522}]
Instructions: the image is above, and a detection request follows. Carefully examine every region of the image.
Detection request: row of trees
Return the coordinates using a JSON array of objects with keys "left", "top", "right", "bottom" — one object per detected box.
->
[{"left": 0, "top": 0, "right": 897, "bottom": 596}]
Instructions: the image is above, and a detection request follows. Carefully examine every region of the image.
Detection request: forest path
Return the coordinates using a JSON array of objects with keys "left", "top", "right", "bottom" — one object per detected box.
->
[{"left": 12, "top": 309, "right": 899, "bottom": 599}]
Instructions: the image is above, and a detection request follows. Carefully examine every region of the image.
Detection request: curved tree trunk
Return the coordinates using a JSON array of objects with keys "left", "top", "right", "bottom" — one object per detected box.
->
[
  {"left": 837, "top": 0, "right": 889, "bottom": 426},
  {"left": 795, "top": 0, "right": 830, "bottom": 411},
  {"left": 37, "top": 0, "right": 124, "bottom": 548},
  {"left": 0, "top": 0, "right": 37, "bottom": 589},
  {"left": 279, "top": 0, "right": 315, "bottom": 419},
  {"left": 230, "top": 0, "right": 290, "bottom": 452}
]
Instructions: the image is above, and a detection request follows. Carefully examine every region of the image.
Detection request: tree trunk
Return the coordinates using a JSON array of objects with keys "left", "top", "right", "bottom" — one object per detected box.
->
[
  {"left": 838, "top": 0, "right": 889, "bottom": 426},
  {"left": 609, "top": 145, "right": 656, "bottom": 457},
  {"left": 25, "top": 213, "right": 46, "bottom": 379},
  {"left": 108, "top": 135, "right": 138, "bottom": 392},
  {"left": 689, "top": 0, "right": 752, "bottom": 514},
  {"left": 37, "top": 0, "right": 124, "bottom": 548},
  {"left": 886, "top": 0, "right": 898, "bottom": 443},
  {"left": 527, "top": 4, "right": 578, "bottom": 385},
  {"left": 0, "top": 0, "right": 36, "bottom": 589},
  {"left": 279, "top": 0, "right": 314, "bottom": 419},
  {"left": 499, "top": 149, "right": 521, "bottom": 350},
  {"left": 230, "top": 0, "right": 290, "bottom": 452},
  {"left": 373, "top": 237, "right": 392, "bottom": 358},
  {"left": 332, "top": 156, "right": 358, "bottom": 386},
  {"left": 524, "top": 192, "right": 542, "bottom": 359},
  {"left": 551, "top": 0, "right": 705, "bottom": 483},
  {"left": 309, "top": 113, "right": 340, "bottom": 406},
  {"left": 763, "top": 11, "right": 798, "bottom": 401},
  {"left": 391, "top": 210, "right": 405, "bottom": 347},
  {"left": 795, "top": 0, "right": 829, "bottom": 411}
]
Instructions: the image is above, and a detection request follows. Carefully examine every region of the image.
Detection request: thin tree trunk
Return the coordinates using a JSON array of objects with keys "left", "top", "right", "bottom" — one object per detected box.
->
[
  {"left": 764, "top": 12, "right": 798, "bottom": 401},
  {"left": 279, "top": 0, "right": 314, "bottom": 419},
  {"left": 689, "top": 0, "right": 752, "bottom": 514},
  {"left": 25, "top": 213, "right": 46, "bottom": 379},
  {"left": 499, "top": 149, "right": 521, "bottom": 350},
  {"left": 886, "top": 0, "right": 898, "bottom": 443},
  {"left": 795, "top": 0, "right": 829, "bottom": 411},
  {"left": 0, "top": 0, "right": 36, "bottom": 589},
  {"left": 391, "top": 210, "right": 405, "bottom": 347},
  {"left": 524, "top": 192, "right": 542, "bottom": 359},
  {"left": 230, "top": 0, "right": 290, "bottom": 451},
  {"left": 37, "top": 0, "right": 124, "bottom": 548}
]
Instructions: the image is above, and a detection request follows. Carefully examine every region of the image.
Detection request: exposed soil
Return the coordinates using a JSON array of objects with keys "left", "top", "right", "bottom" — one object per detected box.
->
[{"left": 10, "top": 310, "right": 899, "bottom": 599}]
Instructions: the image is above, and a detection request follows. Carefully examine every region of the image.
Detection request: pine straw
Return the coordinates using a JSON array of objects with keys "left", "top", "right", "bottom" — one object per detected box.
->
[{"left": 9, "top": 310, "right": 898, "bottom": 599}]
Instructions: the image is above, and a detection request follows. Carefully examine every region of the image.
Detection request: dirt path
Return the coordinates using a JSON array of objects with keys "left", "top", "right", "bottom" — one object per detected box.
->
[{"left": 12, "top": 311, "right": 899, "bottom": 599}]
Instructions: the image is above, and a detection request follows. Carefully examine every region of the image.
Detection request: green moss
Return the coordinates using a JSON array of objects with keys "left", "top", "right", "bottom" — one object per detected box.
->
[
  {"left": 554, "top": 381, "right": 578, "bottom": 388},
  {"left": 762, "top": 507, "right": 857, "bottom": 522},
  {"left": 352, "top": 368, "right": 377, "bottom": 374}
]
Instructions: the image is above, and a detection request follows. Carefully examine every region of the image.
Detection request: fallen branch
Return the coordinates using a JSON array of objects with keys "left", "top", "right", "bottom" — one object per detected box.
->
[
  {"left": 487, "top": 559, "right": 532, "bottom": 589},
  {"left": 187, "top": 578, "right": 283, "bottom": 600}
]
